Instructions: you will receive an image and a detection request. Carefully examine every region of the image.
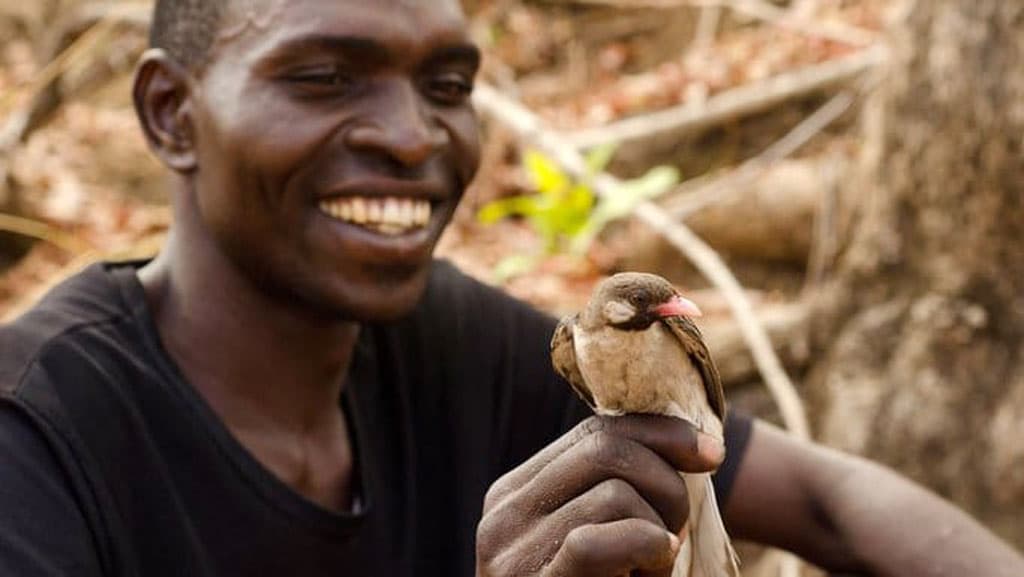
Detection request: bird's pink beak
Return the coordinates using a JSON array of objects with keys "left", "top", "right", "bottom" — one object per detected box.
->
[{"left": 653, "top": 295, "right": 704, "bottom": 318}]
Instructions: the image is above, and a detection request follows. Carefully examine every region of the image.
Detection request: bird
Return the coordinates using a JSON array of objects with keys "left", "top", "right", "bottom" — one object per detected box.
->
[{"left": 550, "top": 272, "right": 740, "bottom": 577}]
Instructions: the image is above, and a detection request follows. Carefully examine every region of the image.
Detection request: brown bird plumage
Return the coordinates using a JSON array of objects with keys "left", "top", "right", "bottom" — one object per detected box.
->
[{"left": 551, "top": 272, "right": 740, "bottom": 577}]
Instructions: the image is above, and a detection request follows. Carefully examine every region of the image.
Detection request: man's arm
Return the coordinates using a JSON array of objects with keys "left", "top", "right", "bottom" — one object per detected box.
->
[{"left": 726, "top": 420, "right": 1024, "bottom": 576}]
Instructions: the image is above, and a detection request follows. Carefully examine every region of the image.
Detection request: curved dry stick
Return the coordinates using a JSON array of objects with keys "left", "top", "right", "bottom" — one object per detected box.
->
[
  {"left": 563, "top": 47, "right": 884, "bottom": 151},
  {"left": 0, "top": 213, "right": 93, "bottom": 255},
  {"left": 553, "top": 0, "right": 876, "bottom": 47}
]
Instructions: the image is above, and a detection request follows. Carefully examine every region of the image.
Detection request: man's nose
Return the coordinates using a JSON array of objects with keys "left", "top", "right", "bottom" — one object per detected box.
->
[{"left": 344, "top": 82, "right": 447, "bottom": 168}]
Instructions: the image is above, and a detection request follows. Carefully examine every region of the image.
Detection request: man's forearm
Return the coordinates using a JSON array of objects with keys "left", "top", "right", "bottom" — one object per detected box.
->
[
  {"left": 725, "top": 421, "right": 1024, "bottom": 576},
  {"left": 820, "top": 455, "right": 1024, "bottom": 577}
]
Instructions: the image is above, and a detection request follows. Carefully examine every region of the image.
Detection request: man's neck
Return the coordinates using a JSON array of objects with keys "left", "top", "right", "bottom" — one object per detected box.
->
[
  {"left": 138, "top": 229, "right": 360, "bottom": 510},
  {"left": 139, "top": 232, "right": 360, "bottom": 431}
]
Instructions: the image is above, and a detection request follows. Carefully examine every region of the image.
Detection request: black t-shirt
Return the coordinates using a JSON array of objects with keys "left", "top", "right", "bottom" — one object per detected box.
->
[{"left": 0, "top": 260, "right": 752, "bottom": 576}]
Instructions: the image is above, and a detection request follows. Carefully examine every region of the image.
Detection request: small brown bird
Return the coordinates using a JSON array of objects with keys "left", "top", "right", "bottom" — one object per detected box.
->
[{"left": 551, "top": 272, "right": 740, "bottom": 577}]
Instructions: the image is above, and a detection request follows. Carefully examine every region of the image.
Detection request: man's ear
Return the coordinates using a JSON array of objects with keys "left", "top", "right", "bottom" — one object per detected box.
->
[{"left": 133, "top": 49, "right": 198, "bottom": 173}]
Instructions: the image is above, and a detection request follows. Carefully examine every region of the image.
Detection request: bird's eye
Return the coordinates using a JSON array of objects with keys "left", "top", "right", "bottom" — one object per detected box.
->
[{"left": 629, "top": 294, "right": 643, "bottom": 306}]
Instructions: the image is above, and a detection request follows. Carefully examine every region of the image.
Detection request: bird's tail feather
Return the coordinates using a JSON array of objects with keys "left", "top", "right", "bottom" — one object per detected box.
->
[{"left": 672, "top": 473, "right": 741, "bottom": 577}]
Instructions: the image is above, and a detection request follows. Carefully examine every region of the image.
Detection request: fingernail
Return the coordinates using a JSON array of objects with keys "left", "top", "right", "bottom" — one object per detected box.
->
[
  {"left": 697, "top": 433, "right": 725, "bottom": 465},
  {"left": 667, "top": 532, "right": 681, "bottom": 556}
]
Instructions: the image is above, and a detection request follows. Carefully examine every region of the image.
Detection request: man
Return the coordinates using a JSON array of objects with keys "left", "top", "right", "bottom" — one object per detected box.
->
[{"left": 0, "top": 1, "right": 1020, "bottom": 575}]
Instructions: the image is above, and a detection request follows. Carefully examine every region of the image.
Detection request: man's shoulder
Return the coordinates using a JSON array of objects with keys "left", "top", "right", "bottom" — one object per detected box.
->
[{"left": 0, "top": 261, "right": 139, "bottom": 398}]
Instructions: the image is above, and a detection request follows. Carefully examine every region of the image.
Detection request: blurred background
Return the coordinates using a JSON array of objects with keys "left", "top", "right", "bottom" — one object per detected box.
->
[{"left": 1, "top": 0, "right": 1021, "bottom": 573}]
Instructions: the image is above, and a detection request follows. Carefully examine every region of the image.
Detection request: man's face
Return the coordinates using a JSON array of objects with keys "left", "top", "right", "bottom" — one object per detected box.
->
[{"left": 187, "top": 0, "right": 481, "bottom": 321}]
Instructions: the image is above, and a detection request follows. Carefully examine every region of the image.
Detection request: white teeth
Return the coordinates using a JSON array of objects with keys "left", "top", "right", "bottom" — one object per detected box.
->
[
  {"left": 368, "top": 199, "right": 382, "bottom": 224},
  {"left": 384, "top": 198, "right": 399, "bottom": 225},
  {"left": 404, "top": 199, "right": 415, "bottom": 226},
  {"left": 352, "top": 197, "right": 367, "bottom": 224},
  {"left": 318, "top": 196, "right": 433, "bottom": 233}
]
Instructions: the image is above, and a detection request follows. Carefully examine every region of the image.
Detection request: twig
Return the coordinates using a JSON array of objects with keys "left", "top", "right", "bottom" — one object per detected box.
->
[
  {"left": 665, "top": 89, "right": 857, "bottom": 220},
  {"left": 552, "top": 0, "right": 876, "bottom": 46},
  {"left": 803, "top": 153, "right": 843, "bottom": 292},
  {"left": 703, "top": 301, "right": 811, "bottom": 387},
  {"left": 691, "top": 5, "right": 723, "bottom": 51},
  {"left": 0, "top": 3, "right": 152, "bottom": 151},
  {"left": 474, "top": 83, "right": 811, "bottom": 440},
  {"left": 0, "top": 213, "right": 93, "bottom": 254},
  {"left": 564, "top": 46, "right": 885, "bottom": 150},
  {"left": 0, "top": 15, "right": 120, "bottom": 148},
  {"left": 727, "top": 0, "right": 872, "bottom": 46}
]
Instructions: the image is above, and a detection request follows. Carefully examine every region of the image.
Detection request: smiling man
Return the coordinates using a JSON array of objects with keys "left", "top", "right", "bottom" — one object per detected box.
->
[{"left": 1, "top": 1, "right": 1023, "bottom": 576}]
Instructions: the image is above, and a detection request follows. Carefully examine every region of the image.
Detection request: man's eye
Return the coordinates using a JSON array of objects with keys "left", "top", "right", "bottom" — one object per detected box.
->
[
  {"left": 284, "top": 68, "right": 355, "bottom": 91},
  {"left": 426, "top": 74, "right": 473, "bottom": 104}
]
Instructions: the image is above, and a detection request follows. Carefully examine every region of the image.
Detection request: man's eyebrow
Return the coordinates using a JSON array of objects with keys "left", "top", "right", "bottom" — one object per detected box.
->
[
  {"left": 422, "top": 44, "right": 482, "bottom": 69},
  {"left": 263, "top": 35, "right": 481, "bottom": 69},
  {"left": 264, "top": 35, "right": 395, "bottom": 65}
]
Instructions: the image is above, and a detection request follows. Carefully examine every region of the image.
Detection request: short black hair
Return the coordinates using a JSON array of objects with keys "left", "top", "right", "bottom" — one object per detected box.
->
[{"left": 150, "top": 0, "right": 228, "bottom": 69}]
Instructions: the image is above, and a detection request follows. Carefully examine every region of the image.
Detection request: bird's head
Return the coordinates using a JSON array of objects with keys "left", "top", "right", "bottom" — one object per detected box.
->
[{"left": 586, "top": 272, "right": 703, "bottom": 331}]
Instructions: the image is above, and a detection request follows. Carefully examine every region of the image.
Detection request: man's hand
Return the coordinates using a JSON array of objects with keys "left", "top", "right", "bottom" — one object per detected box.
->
[{"left": 476, "top": 415, "right": 724, "bottom": 577}]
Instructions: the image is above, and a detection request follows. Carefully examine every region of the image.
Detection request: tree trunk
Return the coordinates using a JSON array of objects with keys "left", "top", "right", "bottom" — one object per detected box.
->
[{"left": 809, "top": 0, "right": 1024, "bottom": 546}]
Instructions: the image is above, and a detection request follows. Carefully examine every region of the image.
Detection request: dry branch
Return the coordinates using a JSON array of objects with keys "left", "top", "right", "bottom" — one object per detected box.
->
[
  {"left": 551, "top": 0, "right": 876, "bottom": 46},
  {"left": 563, "top": 46, "right": 885, "bottom": 151},
  {"left": 664, "top": 88, "right": 856, "bottom": 220},
  {"left": 701, "top": 301, "right": 811, "bottom": 387},
  {"left": 0, "top": 213, "right": 92, "bottom": 255},
  {"left": 676, "top": 159, "right": 826, "bottom": 263},
  {"left": 0, "top": 2, "right": 149, "bottom": 150},
  {"left": 473, "top": 83, "right": 811, "bottom": 440},
  {"left": 691, "top": 5, "right": 723, "bottom": 51}
]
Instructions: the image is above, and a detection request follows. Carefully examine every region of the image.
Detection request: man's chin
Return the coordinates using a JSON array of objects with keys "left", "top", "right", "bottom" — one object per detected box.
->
[{"left": 318, "top": 264, "right": 433, "bottom": 323}]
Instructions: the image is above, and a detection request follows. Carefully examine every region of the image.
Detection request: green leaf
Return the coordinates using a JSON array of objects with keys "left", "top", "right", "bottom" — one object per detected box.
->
[
  {"left": 568, "top": 166, "right": 680, "bottom": 255},
  {"left": 523, "top": 149, "right": 569, "bottom": 195},
  {"left": 477, "top": 196, "right": 541, "bottom": 224},
  {"left": 479, "top": 145, "right": 678, "bottom": 264}
]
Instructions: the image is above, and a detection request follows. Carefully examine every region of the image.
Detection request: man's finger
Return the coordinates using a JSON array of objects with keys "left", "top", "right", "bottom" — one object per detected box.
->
[
  {"left": 544, "top": 519, "right": 680, "bottom": 577},
  {"left": 515, "top": 428, "right": 690, "bottom": 534},
  {"left": 499, "top": 477, "right": 666, "bottom": 562},
  {"left": 485, "top": 414, "right": 719, "bottom": 512}
]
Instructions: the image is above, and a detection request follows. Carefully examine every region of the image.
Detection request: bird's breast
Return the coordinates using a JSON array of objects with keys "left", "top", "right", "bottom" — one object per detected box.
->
[{"left": 573, "top": 324, "right": 719, "bottom": 436}]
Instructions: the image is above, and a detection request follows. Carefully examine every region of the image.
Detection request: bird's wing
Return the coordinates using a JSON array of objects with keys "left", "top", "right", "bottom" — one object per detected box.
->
[
  {"left": 664, "top": 316, "right": 727, "bottom": 421},
  {"left": 550, "top": 314, "right": 596, "bottom": 411}
]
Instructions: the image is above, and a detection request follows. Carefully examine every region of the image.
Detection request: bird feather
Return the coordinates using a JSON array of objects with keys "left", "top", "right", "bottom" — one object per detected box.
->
[{"left": 551, "top": 314, "right": 596, "bottom": 410}]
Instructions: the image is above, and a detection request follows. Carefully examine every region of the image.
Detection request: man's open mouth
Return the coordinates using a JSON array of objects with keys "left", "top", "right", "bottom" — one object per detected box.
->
[{"left": 318, "top": 196, "right": 433, "bottom": 236}]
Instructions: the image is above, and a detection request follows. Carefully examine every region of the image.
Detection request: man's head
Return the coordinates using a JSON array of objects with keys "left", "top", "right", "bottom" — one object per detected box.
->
[
  {"left": 149, "top": 0, "right": 227, "bottom": 71},
  {"left": 135, "top": 0, "right": 481, "bottom": 323}
]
